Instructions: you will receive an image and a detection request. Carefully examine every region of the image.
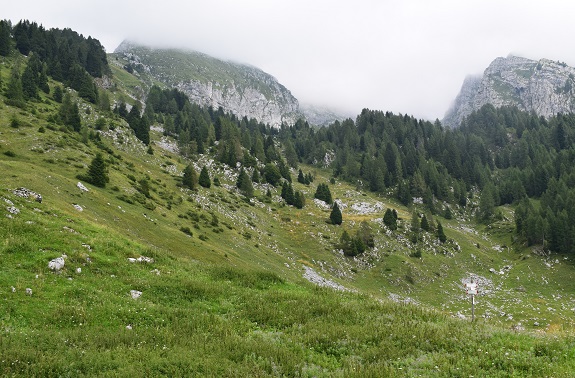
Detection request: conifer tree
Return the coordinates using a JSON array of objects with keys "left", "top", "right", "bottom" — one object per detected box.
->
[
  {"left": 330, "top": 202, "right": 343, "bottom": 225},
  {"left": 252, "top": 168, "right": 260, "bottom": 183},
  {"left": 236, "top": 167, "right": 254, "bottom": 197},
  {"left": 182, "top": 164, "right": 197, "bottom": 190},
  {"left": 437, "top": 220, "right": 447, "bottom": 243},
  {"left": 5, "top": 63, "right": 25, "bottom": 108},
  {"left": 383, "top": 208, "right": 397, "bottom": 230},
  {"left": 294, "top": 191, "right": 305, "bottom": 209},
  {"left": 421, "top": 215, "right": 430, "bottom": 232},
  {"left": 297, "top": 169, "right": 305, "bottom": 184},
  {"left": 0, "top": 20, "right": 11, "bottom": 57},
  {"left": 198, "top": 166, "right": 211, "bottom": 188},
  {"left": 85, "top": 153, "right": 108, "bottom": 188}
]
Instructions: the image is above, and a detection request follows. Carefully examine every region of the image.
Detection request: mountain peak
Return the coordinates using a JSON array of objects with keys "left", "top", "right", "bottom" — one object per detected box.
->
[
  {"left": 443, "top": 55, "right": 575, "bottom": 127},
  {"left": 113, "top": 41, "right": 302, "bottom": 127}
]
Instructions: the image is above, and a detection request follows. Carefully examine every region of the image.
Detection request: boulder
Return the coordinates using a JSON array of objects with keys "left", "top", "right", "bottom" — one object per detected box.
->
[{"left": 48, "top": 256, "right": 65, "bottom": 271}]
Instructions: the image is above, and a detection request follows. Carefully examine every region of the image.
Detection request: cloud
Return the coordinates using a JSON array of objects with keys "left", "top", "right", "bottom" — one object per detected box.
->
[{"left": 4, "top": 0, "right": 575, "bottom": 120}]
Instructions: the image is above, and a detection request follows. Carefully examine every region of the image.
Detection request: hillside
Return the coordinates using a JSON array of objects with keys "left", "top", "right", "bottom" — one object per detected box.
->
[
  {"left": 443, "top": 55, "right": 575, "bottom": 128},
  {"left": 2, "top": 21, "right": 575, "bottom": 376}
]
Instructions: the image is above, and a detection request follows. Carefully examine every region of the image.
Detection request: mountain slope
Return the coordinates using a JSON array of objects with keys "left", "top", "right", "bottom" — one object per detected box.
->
[
  {"left": 444, "top": 55, "right": 575, "bottom": 128},
  {"left": 113, "top": 41, "right": 302, "bottom": 127}
]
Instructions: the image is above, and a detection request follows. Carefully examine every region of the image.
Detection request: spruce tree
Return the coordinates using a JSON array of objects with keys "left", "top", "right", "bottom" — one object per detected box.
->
[
  {"left": 330, "top": 202, "right": 343, "bottom": 225},
  {"left": 236, "top": 167, "right": 254, "bottom": 197},
  {"left": 383, "top": 208, "right": 397, "bottom": 230},
  {"left": 294, "top": 191, "right": 305, "bottom": 209},
  {"left": 86, "top": 153, "right": 108, "bottom": 188},
  {"left": 0, "top": 20, "right": 11, "bottom": 57},
  {"left": 437, "top": 221, "right": 447, "bottom": 243},
  {"left": 182, "top": 164, "right": 197, "bottom": 190},
  {"left": 5, "top": 64, "right": 25, "bottom": 107},
  {"left": 421, "top": 215, "right": 430, "bottom": 232},
  {"left": 198, "top": 166, "right": 211, "bottom": 188}
]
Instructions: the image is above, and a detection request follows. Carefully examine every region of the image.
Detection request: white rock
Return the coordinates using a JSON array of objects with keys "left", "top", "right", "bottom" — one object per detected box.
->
[
  {"left": 130, "top": 290, "right": 142, "bottom": 299},
  {"left": 25, "top": 288, "right": 32, "bottom": 296},
  {"left": 73, "top": 204, "right": 83, "bottom": 212},
  {"left": 77, "top": 182, "right": 89, "bottom": 192},
  {"left": 11, "top": 286, "right": 16, "bottom": 293},
  {"left": 48, "top": 256, "right": 65, "bottom": 271},
  {"left": 76, "top": 267, "right": 82, "bottom": 274}
]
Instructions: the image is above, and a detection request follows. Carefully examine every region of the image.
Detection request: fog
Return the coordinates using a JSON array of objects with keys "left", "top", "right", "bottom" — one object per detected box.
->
[{"left": 5, "top": 0, "right": 575, "bottom": 120}]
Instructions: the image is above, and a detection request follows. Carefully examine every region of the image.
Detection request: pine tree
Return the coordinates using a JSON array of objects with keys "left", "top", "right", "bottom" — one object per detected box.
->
[
  {"left": 198, "top": 166, "right": 211, "bottom": 188},
  {"left": 420, "top": 215, "right": 430, "bottom": 232},
  {"left": 297, "top": 169, "right": 305, "bottom": 184},
  {"left": 236, "top": 167, "right": 254, "bottom": 197},
  {"left": 294, "top": 191, "right": 305, "bottom": 209},
  {"left": 437, "top": 220, "right": 447, "bottom": 243},
  {"left": 182, "top": 164, "right": 197, "bottom": 190},
  {"left": 85, "top": 153, "right": 108, "bottom": 188},
  {"left": 383, "top": 208, "right": 397, "bottom": 230},
  {"left": 5, "top": 63, "right": 25, "bottom": 108},
  {"left": 410, "top": 211, "right": 421, "bottom": 244},
  {"left": 330, "top": 202, "right": 343, "bottom": 225},
  {"left": 252, "top": 168, "right": 260, "bottom": 183},
  {"left": 0, "top": 20, "right": 11, "bottom": 57},
  {"left": 314, "top": 183, "right": 333, "bottom": 204},
  {"left": 53, "top": 85, "right": 63, "bottom": 103}
]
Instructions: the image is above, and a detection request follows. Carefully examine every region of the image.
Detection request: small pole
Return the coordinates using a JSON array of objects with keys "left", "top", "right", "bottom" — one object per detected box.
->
[{"left": 471, "top": 294, "right": 475, "bottom": 322}]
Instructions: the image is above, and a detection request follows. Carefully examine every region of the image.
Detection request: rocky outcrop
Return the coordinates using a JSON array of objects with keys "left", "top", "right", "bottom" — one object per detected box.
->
[
  {"left": 114, "top": 41, "right": 302, "bottom": 127},
  {"left": 443, "top": 55, "right": 575, "bottom": 128}
]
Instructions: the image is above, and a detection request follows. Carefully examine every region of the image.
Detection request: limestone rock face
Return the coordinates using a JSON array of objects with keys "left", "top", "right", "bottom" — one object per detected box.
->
[
  {"left": 444, "top": 56, "right": 575, "bottom": 128},
  {"left": 114, "top": 41, "right": 302, "bottom": 127}
]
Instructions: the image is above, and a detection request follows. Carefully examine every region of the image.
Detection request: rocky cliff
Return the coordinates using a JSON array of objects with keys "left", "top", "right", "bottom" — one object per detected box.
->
[
  {"left": 114, "top": 41, "right": 302, "bottom": 127},
  {"left": 443, "top": 55, "right": 575, "bottom": 128}
]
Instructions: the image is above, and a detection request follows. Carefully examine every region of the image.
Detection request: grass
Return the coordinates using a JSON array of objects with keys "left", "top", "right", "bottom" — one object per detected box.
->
[
  {"left": 2, "top": 207, "right": 575, "bottom": 376},
  {"left": 2, "top": 54, "right": 575, "bottom": 375}
]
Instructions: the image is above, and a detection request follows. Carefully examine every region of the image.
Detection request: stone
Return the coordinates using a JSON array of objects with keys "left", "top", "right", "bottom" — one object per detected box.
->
[
  {"left": 130, "top": 290, "right": 142, "bottom": 299},
  {"left": 48, "top": 256, "right": 65, "bottom": 271},
  {"left": 77, "top": 182, "right": 89, "bottom": 192},
  {"left": 73, "top": 204, "right": 83, "bottom": 212},
  {"left": 12, "top": 187, "right": 42, "bottom": 203},
  {"left": 25, "top": 288, "right": 32, "bottom": 296}
]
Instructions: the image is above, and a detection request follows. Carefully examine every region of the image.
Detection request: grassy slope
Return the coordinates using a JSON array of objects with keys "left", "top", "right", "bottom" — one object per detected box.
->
[{"left": 1, "top": 57, "right": 575, "bottom": 376}]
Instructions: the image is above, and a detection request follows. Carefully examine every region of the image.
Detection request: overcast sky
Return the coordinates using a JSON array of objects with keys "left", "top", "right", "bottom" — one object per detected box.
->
[{"left": 4, "top": 1, "right": 575, "bottom": 120}]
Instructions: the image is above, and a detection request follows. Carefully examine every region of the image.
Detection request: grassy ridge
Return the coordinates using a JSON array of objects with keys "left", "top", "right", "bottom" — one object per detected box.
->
[{"left": 2, "top": 212, "right": 575, "bottom": 377}]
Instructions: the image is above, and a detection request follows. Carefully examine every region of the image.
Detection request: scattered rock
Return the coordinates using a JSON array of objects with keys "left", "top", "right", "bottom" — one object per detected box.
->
[
  {"left": 150, "top": 269, "right": 160, "bottom": 275},
  {"left": 25, "top": 288, "right": 32, "bottom": 296},
  {"left": 73, "top": 204, "right": 83, "bottom": 212},
  {"left": 11, "top": 286, "right": 16, "bottom": 293},
  {"left": 76, "top": 267, "right": 82, "bottom": 274},
  {"left": 77, "top": 182, "right": 89, "bottom": 192},
  {"left": 130, "top": 290, "right": 142, "bottom": 299},
  {"left": 126, "top": 324, "right": 133, "bottom": 330},
  {"left": 303, "top": 266, "right": 347, "bottom": 291},
  {"left": 6, "top": 206, "right": 20, "bottom": 215},
  {"left": 13, "top": 187, "right": 42, "bottom": 203},
  {"left": 128, "top": 256, "right": 154, "bottom": 263},
  {"left": 48, "top": 256, "right": 65, "bottom": 271}
]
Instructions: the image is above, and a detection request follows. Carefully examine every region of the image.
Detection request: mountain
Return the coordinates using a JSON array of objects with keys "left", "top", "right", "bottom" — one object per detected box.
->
[
  {"left": 114, "top": 41, "right": 302, "bottom": 127},
  {"left": 299, "top": 103, "right": 354, "bottom": 126},
  {"left": 443, "top": 55, "right": 575, "bottom": 128}
]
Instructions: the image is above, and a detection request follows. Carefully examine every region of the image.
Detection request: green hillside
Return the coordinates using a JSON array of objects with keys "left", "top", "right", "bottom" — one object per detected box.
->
[{"left": 1, "top": 21, "right": 575, "bottom": 376}]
